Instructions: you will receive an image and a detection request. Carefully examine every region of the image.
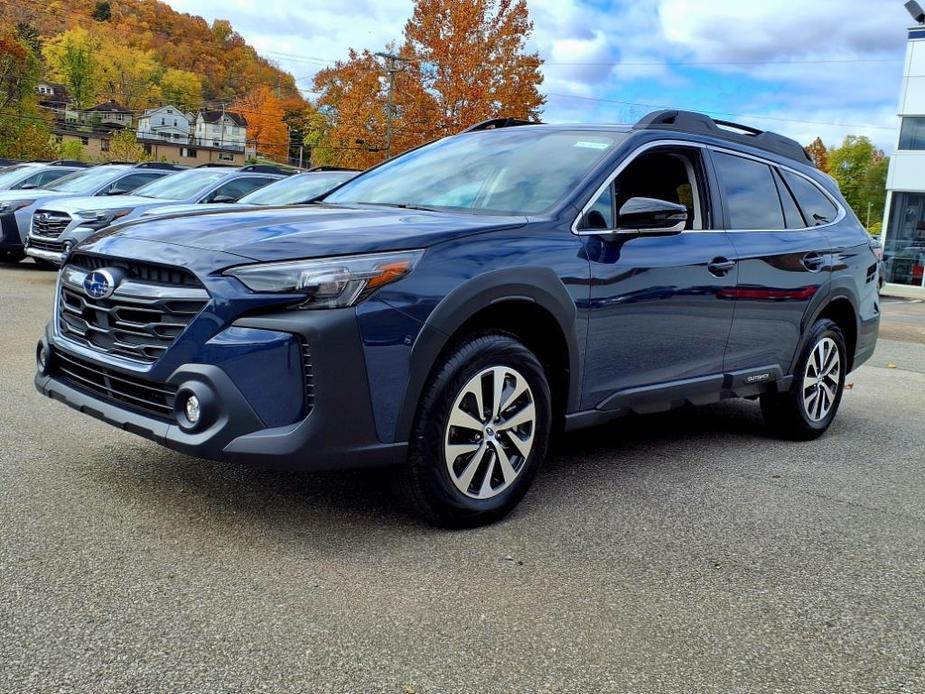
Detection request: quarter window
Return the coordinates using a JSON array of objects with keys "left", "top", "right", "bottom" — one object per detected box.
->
[
  {"left": 780, "top": 170, "right": 838, "bottom": 226},
  {"left": 773, "top": 169, "right": 806, "bottom": 229},
  {"left": 713, "top": 152, "right": 785, "bottom": 230}
]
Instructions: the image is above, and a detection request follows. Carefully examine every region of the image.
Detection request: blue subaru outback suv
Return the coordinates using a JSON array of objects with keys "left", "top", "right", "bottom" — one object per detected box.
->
[{"left": 35, "top": 110, "right": 880, "bottom": 526}]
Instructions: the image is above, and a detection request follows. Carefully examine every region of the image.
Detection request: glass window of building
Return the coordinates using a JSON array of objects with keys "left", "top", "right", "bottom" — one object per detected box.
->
[
  {"left": 884, "top": 193, "right": 925, "bottom": 287},
  {"left": 898, "top": 117, "right": 925, "bottom": 150}
]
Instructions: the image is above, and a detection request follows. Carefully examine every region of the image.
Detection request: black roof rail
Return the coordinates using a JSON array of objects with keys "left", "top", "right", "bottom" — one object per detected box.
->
[
  {"left": 306, "top": 165, "right": 360, "bottom": 172},
  {"left": 48, "top": 160, "right": 91, "bottom": 167},
  {"left": 462, "top": 117, "right": 540, "bottom": 133},
  {"left": 132, "top": 161, "right": 184, "bottom": 170},
  {"left": 240, "top": 164, "right": 294, "bottom": 175},
  {"left": 195, "top": 162, "right": 237, "bottom": 168},
  {"left": 634, "top": 110, "right": 812, "bottom": 165}
]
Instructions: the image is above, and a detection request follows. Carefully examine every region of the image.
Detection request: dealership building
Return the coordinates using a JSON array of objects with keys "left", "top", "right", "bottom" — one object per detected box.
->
[{"left": 882, "top": 24, "right": 925, "bottom": 292}]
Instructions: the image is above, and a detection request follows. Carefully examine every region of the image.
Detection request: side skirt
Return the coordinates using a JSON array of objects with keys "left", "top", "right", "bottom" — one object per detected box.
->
[{"left": 563, "top": 366, "right": 790, "bottom": 432}]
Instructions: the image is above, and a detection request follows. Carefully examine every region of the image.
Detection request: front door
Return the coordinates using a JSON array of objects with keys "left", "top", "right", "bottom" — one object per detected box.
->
[{"left": 580, "top": 145, "right": 738, "bottom": 411}]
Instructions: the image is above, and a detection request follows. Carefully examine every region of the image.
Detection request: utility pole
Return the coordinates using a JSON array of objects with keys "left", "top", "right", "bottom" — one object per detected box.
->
[{"left": 374, "top": 52, "right": 411, "bottom": 159}]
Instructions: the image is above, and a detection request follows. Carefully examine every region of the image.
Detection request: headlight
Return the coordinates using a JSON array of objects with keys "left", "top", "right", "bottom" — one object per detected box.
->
[
  {"left": 0, "top": 200, "right": 35, "bottom": 213},
  {"left": 224, "top": 249, "right": 424, "bottom": 309},
  {"left": 75, "top": 208, "right": 132, "bottom": 230}
]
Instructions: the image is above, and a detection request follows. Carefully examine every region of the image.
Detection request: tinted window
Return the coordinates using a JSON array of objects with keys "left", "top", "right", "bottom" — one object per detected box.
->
[
  {"left": 206, "top": 176, "right": 273, "bottom": 202},
  {"left": 50, "top": 166, "right": 129, "bottom": 193},
  {"left": 780, "top": 170, "right": 838, "bottom": 226},
  {"left": 106, "top": 172, "right": 163, "bottom": 194},
  {"left": 713, "top": 153, "right": 785, "bottom": 230},
  {"left": 899, "top": 117, "right": 925, "bottom": 150},
  {"left": 773, "top": 169, "right": 806, "bottom": 229}
]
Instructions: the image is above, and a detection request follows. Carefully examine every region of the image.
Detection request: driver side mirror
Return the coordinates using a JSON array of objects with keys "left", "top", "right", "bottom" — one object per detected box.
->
[
  {"left": 19, "top": 182, "right": 38, "bottom": 190},
  {"left": 210, "top": 194, "right": 236, "bottom": 204},
  {"left": 617, "top": 197, "right": 687, "bottom": 234},
  {"left": 105, "top": 187, "right": 128, "bottom": 196}
]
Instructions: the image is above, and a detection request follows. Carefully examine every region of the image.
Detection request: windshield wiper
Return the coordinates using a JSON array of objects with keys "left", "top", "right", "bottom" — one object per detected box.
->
[{"left": 353, "top": 201, "right": 441, "bottom": 212}]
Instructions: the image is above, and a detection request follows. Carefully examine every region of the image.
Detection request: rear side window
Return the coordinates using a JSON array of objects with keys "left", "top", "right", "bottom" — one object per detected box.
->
[
  {"left": 108, "top": 172, "right": 163, "bottom": 194},
  {"left": 780, "top": 170, "right": 838, "bottom": 226},
  {"left": 712, "top": 152, "right": 785, "bottom": 230}
]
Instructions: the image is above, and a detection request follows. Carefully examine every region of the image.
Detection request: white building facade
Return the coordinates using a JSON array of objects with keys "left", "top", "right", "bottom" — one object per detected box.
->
[
  {"left": 882, "top": 25, "right": 925, "bottom": 292},
  {"left": 193, "top": 110, "right": 248, "bottom": 153},
  {"left": 136, "top": 105, "right": 192, "bottom": 142}
]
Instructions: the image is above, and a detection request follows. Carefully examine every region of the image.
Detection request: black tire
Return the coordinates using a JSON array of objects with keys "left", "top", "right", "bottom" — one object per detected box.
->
[
  {"left": 0, "top": 249, "right": 24, "bottom": 264},
  {"left": 760, "top": 319, "right": 847, "bottom": 441},
  {"left": 402, "top": 333, "right": 552, "bottom": 527}
]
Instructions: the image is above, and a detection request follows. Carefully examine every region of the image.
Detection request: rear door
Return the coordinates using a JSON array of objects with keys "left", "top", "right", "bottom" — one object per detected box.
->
[{"left": 713, "top": 150, "right": 830, "bottom": 376}]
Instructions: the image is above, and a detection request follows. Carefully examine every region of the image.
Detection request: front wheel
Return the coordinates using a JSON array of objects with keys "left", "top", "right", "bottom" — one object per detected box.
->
[
  {"left": 760, "top": 319, "right": 847, "bottom": 440},
  {"left": 403, "top": 333, "right": 552, "bottom": 527}
]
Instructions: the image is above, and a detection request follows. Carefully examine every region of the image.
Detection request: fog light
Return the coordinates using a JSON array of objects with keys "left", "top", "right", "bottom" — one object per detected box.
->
[
  {"left": 36, "top": 343, "right": 49, "bottom": 373},
  {"left": 184, "top": 394, "right": 201, "bottom": 425}
]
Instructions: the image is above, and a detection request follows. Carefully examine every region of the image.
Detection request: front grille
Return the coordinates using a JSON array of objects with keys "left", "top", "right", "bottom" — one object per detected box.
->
[
  {"left": 32, "top": 210, "right": 71, "bottom": 238},
  {"left": 301, "top": 339, "right": 315, "bottom": 414},
  {"left": 57, "top": 264, "right": 209, "bottom": 364},
  {"left": 53, "top": 349, "right": 177, "bottom": 420},
  {"left": 27, "top": 237, "right": 64, "bottom": 252},
  {"left": 69, "top": 253, "right": 202, "bottom": 288}
]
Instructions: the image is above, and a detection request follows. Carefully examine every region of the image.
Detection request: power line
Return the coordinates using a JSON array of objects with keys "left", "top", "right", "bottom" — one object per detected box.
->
[{"left": 544, "top": 93, "right": 897, "bottom": 131}]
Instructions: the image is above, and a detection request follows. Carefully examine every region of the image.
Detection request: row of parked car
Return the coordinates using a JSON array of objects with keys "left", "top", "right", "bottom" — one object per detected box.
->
[{"left": 0, "top": 159, "right": 358, "bottom": 267}]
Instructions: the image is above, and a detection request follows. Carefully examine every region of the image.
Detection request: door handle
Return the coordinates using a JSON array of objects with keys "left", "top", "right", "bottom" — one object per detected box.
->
[
  {"left": 802, "top": 252, "right": 825, "bottom": 272},
  {"left": 707, "top": 257, "right": 736, "bottom": 277}
]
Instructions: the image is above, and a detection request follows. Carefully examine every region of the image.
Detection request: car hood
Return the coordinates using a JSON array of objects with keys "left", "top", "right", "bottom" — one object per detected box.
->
[
  {"left": 46, "top": 194, "right": 169, "bottom": 214},
  {"left": 82, "top": 204, "right": 528, "bottom": 262},
  {"left": 141, "top": 202, "right": 256, "bottom": 217},
  {"left": 0, "top": 188, "right": 61, "bottom": 201}
]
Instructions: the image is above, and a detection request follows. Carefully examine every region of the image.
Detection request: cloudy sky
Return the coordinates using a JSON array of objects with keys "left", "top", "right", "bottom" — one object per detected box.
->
[{"left": 163, "top": 0, "right": 915, "bottom": 151}]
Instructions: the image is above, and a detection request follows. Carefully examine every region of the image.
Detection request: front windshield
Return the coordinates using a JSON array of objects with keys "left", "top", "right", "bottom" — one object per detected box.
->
[
  {"left": 325, "top": 129, "right": 625, "bottom": 215},
  {"left": 49, "top": 166, "right": 128, "bottom": 193},
  {"left": 0, "top": 164, "right": 37, "bottom": 188},
  {"left": 132, "top": 169, "right": 228, "bottom": 200},
  {"left": 241, "top": 172, "right": 355, "bottom": 205}
]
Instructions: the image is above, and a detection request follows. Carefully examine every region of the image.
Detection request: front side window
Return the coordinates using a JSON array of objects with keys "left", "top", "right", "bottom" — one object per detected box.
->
[
  {"left": 325, "top": 129, "right": 625, "bottom": 215},
  {"left": 580, "top": 148, "right": 706, "bottom": 231},
  {"left": 780, "top": 170, "right": 838, "bottom": 226},
  {"left": 899, "top": 117, "right": 925, "bottom": 150},
  {"left": 50, "top": 166, "right": 128, "bottom": 193},
  {"left": 713, "top": 152, "right": 785, "bottom": 230}
]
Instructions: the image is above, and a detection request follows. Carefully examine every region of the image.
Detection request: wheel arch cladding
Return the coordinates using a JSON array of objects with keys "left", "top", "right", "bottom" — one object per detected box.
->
[
  {"left": 814, "top": 296, "right": 858, "bottom": 372},
  {"left": 395, "top": 267, "right": 581, "bottom": 443}
]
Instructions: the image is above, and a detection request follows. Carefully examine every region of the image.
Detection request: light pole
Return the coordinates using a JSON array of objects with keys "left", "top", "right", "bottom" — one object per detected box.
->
[{"left": 374, "top": 52, "right": 411, "bottom": 159}]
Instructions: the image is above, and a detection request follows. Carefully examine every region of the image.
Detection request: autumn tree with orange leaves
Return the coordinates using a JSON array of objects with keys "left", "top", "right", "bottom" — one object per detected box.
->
[
  {"left": 313, "top": 0, "right": 544, "bottom": 168},
  {"left": 231, "top": 85, "right": 289, "bottom": 161}
]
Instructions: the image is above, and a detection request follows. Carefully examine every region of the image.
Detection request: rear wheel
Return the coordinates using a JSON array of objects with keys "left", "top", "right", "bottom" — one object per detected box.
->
[
  {"left": 761, "top": 319, "right": 846, "bottom": 440},
  {"left": 403, "top": 333, "right": 551, "bottom": 526},
  {"left": 0, "top": 249, "right": 24, "bottom": 264}
]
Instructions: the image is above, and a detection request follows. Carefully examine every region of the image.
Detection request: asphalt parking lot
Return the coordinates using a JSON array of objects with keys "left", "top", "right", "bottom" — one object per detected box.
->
[{"left": 2, "top": 261, "right": 924, "bottom": 694}]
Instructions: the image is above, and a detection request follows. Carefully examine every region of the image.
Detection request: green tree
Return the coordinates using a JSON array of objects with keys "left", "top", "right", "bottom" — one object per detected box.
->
[
  {"left": 828, "top": 136, "right": 889, "bottom": 231},
  {"left": 92, "top": 2, "right": 112, "bottom": 22},
  {"left": 159, "top": 69, "right": 202, "bottom": 112},
  {"left": 56, "top": 139, "right": 86, "bottom": 161},
  {"left": 106, "top": 129, "right": 147, "bottom": 163},
  {"left": 42, "top": 28, "right": 98, "bottom": 109},
  {"left": 95, "top": 41, "right": 161, "bottom": 110},
  {"left": 0, "top": 32, "right": 56, "bottom": 161}
]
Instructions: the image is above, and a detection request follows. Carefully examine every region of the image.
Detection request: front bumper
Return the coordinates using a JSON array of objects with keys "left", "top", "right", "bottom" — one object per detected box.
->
[
  {"left": 35, "top": 309, "right": 407, "bottom": 471},
  {"left": 25, "top": 242, "right": 66, "bottom": 265},
  {"left": 0, "top": 212, "right": 21, "bottom": 251}
]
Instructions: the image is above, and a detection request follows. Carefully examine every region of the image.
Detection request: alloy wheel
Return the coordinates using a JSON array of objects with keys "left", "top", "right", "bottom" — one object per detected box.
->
[
  {"left": 443, "top": 366, "right": 536, "bottom": 500},
  {"left": 802, "top": 336, "right": 840, "bottom": 422}
]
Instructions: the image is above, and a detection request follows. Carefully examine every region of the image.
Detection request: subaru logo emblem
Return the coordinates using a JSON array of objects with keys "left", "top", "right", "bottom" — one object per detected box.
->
[
  {"left": 83, "top": 269, "right": 117, "bottom": 300},
  {"left": 39, "top": 213, "right": 50, "bottom": 221}
]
